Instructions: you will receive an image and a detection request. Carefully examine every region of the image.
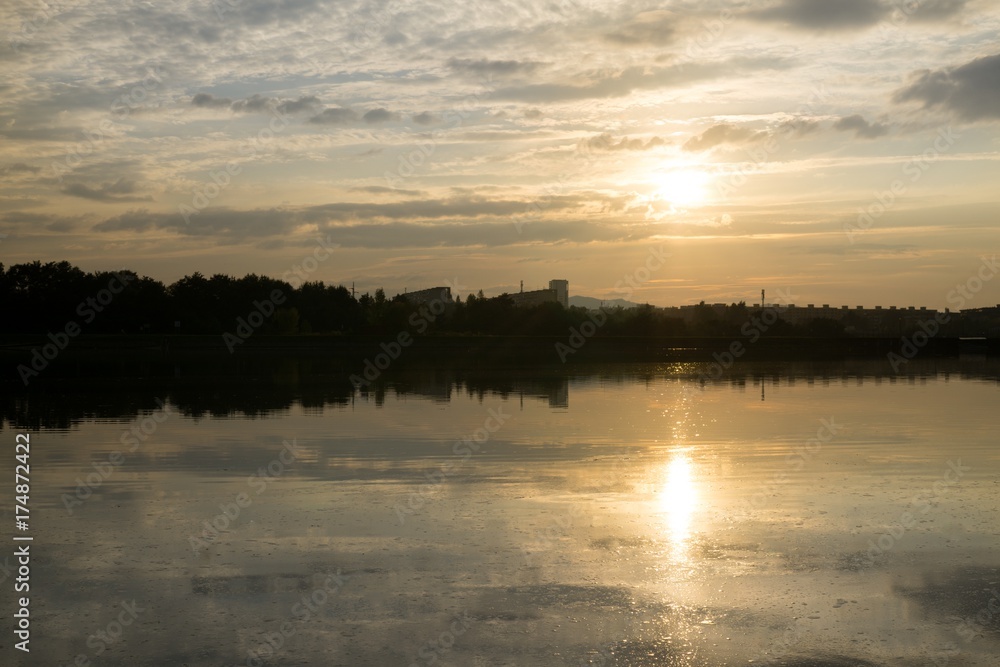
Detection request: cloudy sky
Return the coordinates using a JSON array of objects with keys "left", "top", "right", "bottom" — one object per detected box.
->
[{"left": 1, "top": 0, "right": 998, "bottom": 307}]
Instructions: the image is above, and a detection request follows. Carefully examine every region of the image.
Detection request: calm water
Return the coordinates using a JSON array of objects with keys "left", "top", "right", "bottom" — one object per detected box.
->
[{"left": 3, "top": 361, "right": 1000, "bottom": 666}]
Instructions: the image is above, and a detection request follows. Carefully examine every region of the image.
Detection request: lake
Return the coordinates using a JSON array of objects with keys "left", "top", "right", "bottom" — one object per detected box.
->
[{"left": 4, "top": 359, "right": 999, "bottom": 666}]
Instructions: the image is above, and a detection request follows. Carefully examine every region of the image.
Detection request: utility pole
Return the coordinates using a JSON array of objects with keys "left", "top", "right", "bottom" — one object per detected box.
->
[{"left": 761, "top": 289, "right": 765, "bottom": 308}]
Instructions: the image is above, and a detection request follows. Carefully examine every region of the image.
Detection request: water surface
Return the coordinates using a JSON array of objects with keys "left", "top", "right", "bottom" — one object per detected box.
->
[{"left": 3, "top": 361, "right": 999, "bottom": 666}]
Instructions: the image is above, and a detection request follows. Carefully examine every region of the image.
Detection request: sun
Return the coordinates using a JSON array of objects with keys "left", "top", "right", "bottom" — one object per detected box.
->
[{"left": 654, "top": 168, "right": 712, "bottom": 209}]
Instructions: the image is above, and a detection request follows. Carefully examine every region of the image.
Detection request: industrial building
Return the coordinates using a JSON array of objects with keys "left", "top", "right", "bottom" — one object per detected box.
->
[
  {"left": 400, "top": 286, "right": 453, "bottom": 306},
  {"left": 508, "top": 279, "right": 569, "bottom": 308},
  {"left": 662, "top": 302, "right": 959, "bottom": 336}
]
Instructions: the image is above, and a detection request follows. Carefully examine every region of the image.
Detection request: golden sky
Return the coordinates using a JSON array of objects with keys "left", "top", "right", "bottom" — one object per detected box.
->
[{"left": 1, "top": 0, "right": 998, "bottom": 307}]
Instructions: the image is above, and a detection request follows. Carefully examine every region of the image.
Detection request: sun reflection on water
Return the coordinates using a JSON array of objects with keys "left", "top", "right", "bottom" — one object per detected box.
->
[{"left": 658, "top": 453, "right": 699, "bottom": 559}]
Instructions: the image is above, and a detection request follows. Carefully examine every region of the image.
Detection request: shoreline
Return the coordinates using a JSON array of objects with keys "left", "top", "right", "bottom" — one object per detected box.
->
[
  {"left": 0, "top": 334, "right": 996, "bottom": 389},
  {"left": 0, "top": 332, "right": 995, "bottom": 355}
]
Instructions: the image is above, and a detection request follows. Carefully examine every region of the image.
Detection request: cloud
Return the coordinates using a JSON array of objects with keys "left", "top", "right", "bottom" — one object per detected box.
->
[
  {"left": 9, "top": 81, "right": 150, "bottom": 124},
  {"left": 893, "top": 53, "right": 1000, "bottom": 121},
  {"left": 193, "top": 93, "right": 322, "bottom": 115},
  {"left": 216, "top": 0, "right": 325, "bottom": 27},
  {"left": 412, "top": 112, "right": 438, "bottom": 125},
  {"left": 301, "top": 220, "right": 639, "bottom": 248},
  {"left": 62, "top": 178, "right": 153, "bottom": 203},
  {"left": 90, "top": 194, "right": 620, "bottom": 244},
  {"left": 1, "top": 212, "right": 61, "bottom": 225},
  {"left": 191, "top": 93, "right": 233, "bottom": 109},
  {"left": 904, "top": 0, "right": 970, "bottom": 22},
  {"left": 308, "top": 107, "right": 359, "bottom": 125},
  {"left": 494, "top": 57, "right": 787, "bottom": 103},
  {"left": 604, "top": 10, "right": 677, "bottom": 46},
  {"left": 92, "top": 207, "right": 650, "bottom": 248},
  {"left": 351, "top": 185, "right": 423, "bottom": 197},
  {"left": 777, "top": 118, "right": 822, "bottom": 135},
  {"left": 447, "top": 58, "right": 541, "bottom": 78},
  {"left": 305, "top": 106, "right": 400, "bottom": 125},
  {"left": 0, "top": 125, "right": 81, "bottom": 142},
  {"left": 230, "top": 94, "right": 273, "bottom": 114},
  {"left": 832, "top": 114, "right": 889, "bottom": 138},
  {"left": 523, "top": 109, "right": 543, "bottom": 120},
  {"left": 47, "top": 220, "right": 78, "bottom": 232},
  {"left": 583, "top": 133, "right": 667, "bottom": 152},
  {"left": 683, "top": 124, "right": 765, "bottom": 151},
  {"left": 276, "top": 95, "right": 322, "bottom": 114},
  {"left": 747, "top": 0, "right": 887, "bottom": 30},
  {"left": 362, "top": 108, "right": 401, "bottom": 124},
  {"left": 0, "top": 77, "right": 164, "bottom": 142},
  {"left": 0, "top": 163, "right": 41, "bottom": 175}
]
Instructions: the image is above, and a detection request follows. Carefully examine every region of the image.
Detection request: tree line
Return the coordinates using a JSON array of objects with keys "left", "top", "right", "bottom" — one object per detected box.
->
[{"left": 1, "top": 260, "right": 995, "bottom": 338}]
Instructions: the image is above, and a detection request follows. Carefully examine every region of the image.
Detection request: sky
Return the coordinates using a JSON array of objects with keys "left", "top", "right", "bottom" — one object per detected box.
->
[{"left": 1, "top": 0, "right": 998, "bottom": 308}]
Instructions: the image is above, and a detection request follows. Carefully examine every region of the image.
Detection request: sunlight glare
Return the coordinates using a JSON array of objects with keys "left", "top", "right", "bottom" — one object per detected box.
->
[
  {"left": 654, "top": 169, "right": 711, "bottom": 209},
  {"left": 658, "top": 454, "right": 699, "bottom": 548}
]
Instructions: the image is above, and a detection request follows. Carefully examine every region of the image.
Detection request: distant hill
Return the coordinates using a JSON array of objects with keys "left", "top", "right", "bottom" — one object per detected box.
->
[{"left": 569, "top": 295, "right": 641, "bottom": 310}]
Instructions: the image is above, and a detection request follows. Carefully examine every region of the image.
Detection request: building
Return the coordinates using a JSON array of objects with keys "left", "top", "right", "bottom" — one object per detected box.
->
[
  {"left": 549, "top": 279, "right": 569, "bottom": 308},
  {"left": 400, "top": 286, "right": 453, "bottom": 306},
  {"left": 666, "top": 300, "right": 956, "bottom": 336},
  {"left": 508, "top": 287, "right": 557, "bottom": 307},
  {"left": 508, "top": 279, "right": 569, "bottom": 308}
]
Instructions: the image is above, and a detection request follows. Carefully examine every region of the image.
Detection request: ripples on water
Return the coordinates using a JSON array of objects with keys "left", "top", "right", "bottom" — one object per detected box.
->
[{"left": 2, "top": 359, "right": 999, "bottom": 666}]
